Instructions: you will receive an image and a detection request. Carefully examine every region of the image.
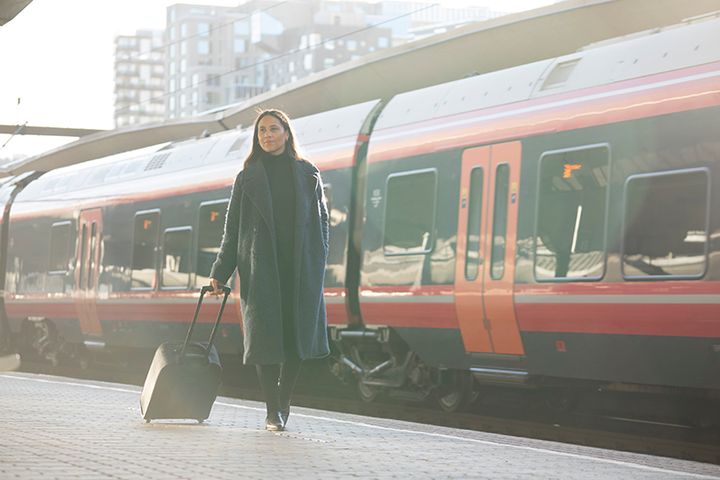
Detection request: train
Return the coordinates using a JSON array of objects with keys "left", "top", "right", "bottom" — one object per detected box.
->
[{"left": 1, "top": 15, "right": 719, "bottom": 414}]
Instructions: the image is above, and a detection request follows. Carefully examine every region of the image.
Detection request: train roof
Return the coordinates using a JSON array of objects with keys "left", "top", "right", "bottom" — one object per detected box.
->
[
  {"left": 373, "top": 13, "right": 720, "bottom": 133},
  {"left": 14, "top": 100, "right": 380, "bottom": 204}
]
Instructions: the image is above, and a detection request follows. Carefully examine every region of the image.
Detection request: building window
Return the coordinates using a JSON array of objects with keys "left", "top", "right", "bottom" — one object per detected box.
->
[
  {"left": 49, "top": 221, "right": 72, "bottom": 273},
  {"left": 197, "top": 22, "right": 209, "bottom": 36},
  {"left": 198, "top": 39, "right": 210, "bottom": 55},
  {"left": 309, "top": 33, "right": 322, "bottom": 47},
  {"left": 303, "top": 53, "right": 313, "bottom": 70},
  {"left": 622, "top": 168, "right": 709, "bottom": 279},
  {"left": 383, "top": 169, "right": 437, "bottom": 255},
  {"left": 234, "top": 20, "right": 249, "bottom": 35},
  {"left": 131, "top": 210, "right": 160, "bottom": 289},
  {"left": 534, "top": 145, "right": 609, "bottom": 281},
  {"left": 347, "top": 40, "right": 357, "bottom": 51},
  {"left": 162, "top": 227, "right": 192, "bottom": 289},
  {"left": 196, "top": 201, "right": 228, "bottom": 287},
  {"left": 378, "top": 37, "right": 389, "bottom": 48}
]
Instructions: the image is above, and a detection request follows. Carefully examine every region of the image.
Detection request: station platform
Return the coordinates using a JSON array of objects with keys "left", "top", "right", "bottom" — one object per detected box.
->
[{"left": 2, "top": 372, "right": 719, "bottom": 479}]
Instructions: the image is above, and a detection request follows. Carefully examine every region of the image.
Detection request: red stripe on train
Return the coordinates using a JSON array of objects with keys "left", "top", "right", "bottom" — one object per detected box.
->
[{"left": 516, "top": 303, "right": 720, "bottom": 337}]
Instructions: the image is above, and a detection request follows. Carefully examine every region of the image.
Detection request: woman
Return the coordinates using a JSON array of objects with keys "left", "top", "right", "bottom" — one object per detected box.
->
[{"left": 209, "top": 109, "right": 330, "bottom": 431}]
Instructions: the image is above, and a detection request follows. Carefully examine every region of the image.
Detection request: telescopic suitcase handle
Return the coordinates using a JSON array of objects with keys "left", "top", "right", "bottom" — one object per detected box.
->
[{"left": 180, "top": 284, "right": 232, "bottom": 359}]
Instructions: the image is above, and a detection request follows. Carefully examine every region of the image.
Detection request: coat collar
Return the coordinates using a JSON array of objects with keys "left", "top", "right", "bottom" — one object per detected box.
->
[{"left": 241, "top": 156, "right": 319, "bottom": 246}]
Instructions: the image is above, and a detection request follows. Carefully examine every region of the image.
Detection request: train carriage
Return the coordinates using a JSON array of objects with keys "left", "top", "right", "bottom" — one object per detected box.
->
[{"left": 338, "top": 15, "right": 720, "bottom": 404}]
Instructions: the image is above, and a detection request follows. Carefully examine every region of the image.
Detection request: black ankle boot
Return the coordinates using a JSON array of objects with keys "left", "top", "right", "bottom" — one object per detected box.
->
[
  {"left": 279, "top": 407, "right": 290, "bottom": 426},
  {"left": 265, "top": 411, "right": 285, "bottom": 431}
]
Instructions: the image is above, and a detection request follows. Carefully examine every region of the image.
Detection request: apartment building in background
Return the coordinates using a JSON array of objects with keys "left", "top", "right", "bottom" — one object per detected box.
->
[{"left": 114, "top": 30, "right": 166, "bottom": 127}]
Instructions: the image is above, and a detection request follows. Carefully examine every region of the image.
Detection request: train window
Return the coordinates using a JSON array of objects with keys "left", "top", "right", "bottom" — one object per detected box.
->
[
  {"left": 195, "top": 200, "right": 228, "bottom": 288},
  {"left": 465, "top": 167, "right": 484, "bottom": 281},
  {"left": 131, "top": 210, "right": 160, "bottom": 289},
  {"left": 622, "top": 169, "right": 709, "bottom": 279},
  {"left": 534, "top": 145, "right": 609, "bottom": 281},
  {"left": 88, "top": 222, "right": 97, "bottom": 290},
  {"left": 383, "top": 169, "right": 437, "bottom": 256},
  {"left": 48, "top": 221, "right": 72, "bottom": 273},
  {"left": 162, "top": 227, "right": 192, "bottom": 289},
  {"left": 490, "top": 164, "right": 510, "bottom": 280}
]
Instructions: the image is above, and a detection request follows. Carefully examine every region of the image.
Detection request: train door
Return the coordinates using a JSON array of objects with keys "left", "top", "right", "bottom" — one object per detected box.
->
[
  {"left": 454, "top": 142, "right": 524, "bottom": 355},
  {"left": 74, "top": 208, "right": 103, "bottom": 341}
]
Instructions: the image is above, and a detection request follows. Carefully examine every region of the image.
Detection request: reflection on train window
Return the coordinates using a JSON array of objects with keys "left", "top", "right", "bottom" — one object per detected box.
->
[
  {"left": 88, "top": 222, "right": 97, "bottom": 290},
  {"left": 49, "top": 221, "right": 72, "bottom": 273},
  {"left": 131, "top": 211, "right": 160, "bottom": 289},
  {"left": 535, "top": 145, "right": 609, "bottom": 281},
  {"left": 383, "top": 169, "right": 437, "bottom": 255},
  {"left": 79, "top": 224, "right": 87, "bottom": 287},
  {"left": 162, "top": 227, "right": 192, "bottom": 289},
  {"left": 622, "top": 169, "right": 709, "bottom": 279},
  {"left": 196, "top": 201, "right": 228, "bottom": 287},
  {"left": 490, "top": 164, "right": 510, "bottom": 280},
  {"left": 465, "top": 167, "right": 484, "bottom": 281}
]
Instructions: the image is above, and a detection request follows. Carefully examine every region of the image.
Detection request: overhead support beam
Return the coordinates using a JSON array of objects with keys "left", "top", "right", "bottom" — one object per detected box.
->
[{"left": 0, "top": 124, "right": 104, "bottom": 137}]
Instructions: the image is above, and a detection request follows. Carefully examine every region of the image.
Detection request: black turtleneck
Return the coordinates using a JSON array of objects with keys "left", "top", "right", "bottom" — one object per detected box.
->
[
  {"left": 262, "top": 151, "right": 296, "bottom": 265},
  {"left": 261, "top": 151, "right": 297, "bottom": 353}
]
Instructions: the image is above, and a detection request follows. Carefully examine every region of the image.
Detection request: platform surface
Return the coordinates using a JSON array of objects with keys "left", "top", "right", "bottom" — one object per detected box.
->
[{"left": 1, "top": 372, "right": 719, "bottom": 479}]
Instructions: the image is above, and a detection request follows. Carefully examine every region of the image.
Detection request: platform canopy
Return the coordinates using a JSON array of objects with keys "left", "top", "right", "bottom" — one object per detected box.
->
[
  {"left": 3, "top": 0, "right": 720, "bottom": 176},
  {"left": 0, "top": 0, "right": 31, "bottom": 26}
]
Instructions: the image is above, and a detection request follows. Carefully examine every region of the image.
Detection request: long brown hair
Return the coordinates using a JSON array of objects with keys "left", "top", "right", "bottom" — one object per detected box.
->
[{"left": 244, "top": 109, "right": 300, "bottom": 168}]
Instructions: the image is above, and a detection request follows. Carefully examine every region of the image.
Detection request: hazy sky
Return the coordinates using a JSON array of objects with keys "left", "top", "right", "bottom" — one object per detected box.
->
[{"left": 0, "top": 0, "right": 555, "bottom": 158}]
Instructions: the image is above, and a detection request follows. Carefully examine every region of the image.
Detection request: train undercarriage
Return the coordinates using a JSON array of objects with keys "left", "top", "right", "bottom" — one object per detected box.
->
[{"left": 328, "top": 325, "right": 479, "bottom": 412}]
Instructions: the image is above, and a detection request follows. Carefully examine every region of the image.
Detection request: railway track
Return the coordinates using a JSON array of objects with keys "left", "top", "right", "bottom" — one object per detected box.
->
[{"left": 16, "top": 355, "right": 720, "bottom": 465}]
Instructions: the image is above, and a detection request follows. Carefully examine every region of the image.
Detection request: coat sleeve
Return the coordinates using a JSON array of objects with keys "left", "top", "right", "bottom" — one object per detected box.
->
[
  {"left": 317, "top": 172, "right": 329, "bottom": 256},
  {"left": 210, "top": 172, "right": 243, "bottom": 285}
]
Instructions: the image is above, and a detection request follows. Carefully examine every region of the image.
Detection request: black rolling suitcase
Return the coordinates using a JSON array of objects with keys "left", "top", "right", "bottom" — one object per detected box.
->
[{"left": 140, "top": 285, "right": 231, "bottom": 423}]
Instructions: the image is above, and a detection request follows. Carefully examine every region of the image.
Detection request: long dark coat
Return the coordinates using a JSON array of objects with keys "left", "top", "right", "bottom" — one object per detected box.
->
[{"left": 210, "top": 157, "right": 330, "bottom": 364}]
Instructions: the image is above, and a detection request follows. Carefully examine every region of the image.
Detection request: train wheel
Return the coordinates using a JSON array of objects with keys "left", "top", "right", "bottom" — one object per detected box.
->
[
  {"left": 435, "top": 371, "right": 477, "bottom": 413},
  {"left": 357, "top": 381, "right": 381, "bottom": 403}
]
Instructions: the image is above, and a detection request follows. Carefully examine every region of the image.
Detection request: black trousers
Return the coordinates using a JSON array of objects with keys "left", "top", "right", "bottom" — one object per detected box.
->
[
  {"left": 255, "top": 270, "right": 301, "bottom": 414},
  {"left": 256, "top": 356, "right": 302, "bottom": 414}
]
